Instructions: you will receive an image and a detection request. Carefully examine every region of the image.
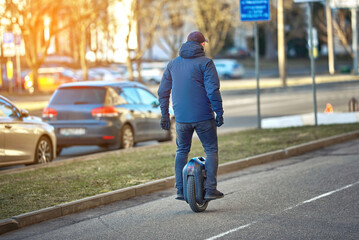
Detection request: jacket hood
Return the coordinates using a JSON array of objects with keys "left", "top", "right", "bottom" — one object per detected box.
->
[{"left": 179, "top": 41, "right": 205, "bottom": 59}]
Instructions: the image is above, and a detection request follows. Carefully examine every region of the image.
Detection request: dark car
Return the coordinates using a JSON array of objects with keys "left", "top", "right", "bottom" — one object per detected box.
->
[
  {"left": 0, "top": 95, "right": 56, "bottom": 167},
  {"left": 42, "top": 81, "right": 174, "bottom": 155}
]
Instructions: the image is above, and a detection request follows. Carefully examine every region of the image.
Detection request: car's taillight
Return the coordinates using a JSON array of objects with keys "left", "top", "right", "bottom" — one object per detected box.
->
[
  {"left": 91, "top": 106, "right": 119, "bottom": 117},
  {"left": 42, "top": 107, "right": 58, "bottom": 118}
]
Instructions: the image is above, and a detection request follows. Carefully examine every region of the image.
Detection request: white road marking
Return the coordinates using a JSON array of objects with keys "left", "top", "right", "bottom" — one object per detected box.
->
[{"left": 205, "top": 181, "right": 359, "bottom": 240}]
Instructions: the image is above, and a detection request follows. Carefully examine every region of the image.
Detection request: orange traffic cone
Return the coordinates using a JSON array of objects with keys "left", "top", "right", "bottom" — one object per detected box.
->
[{"left": 324, "top": 103, "right": 334, "bottom": 113}]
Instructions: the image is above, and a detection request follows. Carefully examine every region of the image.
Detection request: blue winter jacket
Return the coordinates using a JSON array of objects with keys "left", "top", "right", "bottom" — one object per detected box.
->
[{"left": 158, "top": 41, "right": 223, "bottom": 123}]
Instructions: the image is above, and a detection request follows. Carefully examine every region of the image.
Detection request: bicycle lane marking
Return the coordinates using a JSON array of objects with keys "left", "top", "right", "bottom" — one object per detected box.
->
[{"left": 205, "top": 181, "right": 359, "bottom": 240}]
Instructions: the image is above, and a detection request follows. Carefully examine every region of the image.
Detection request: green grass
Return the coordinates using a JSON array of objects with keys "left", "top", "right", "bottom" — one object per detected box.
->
[{"left": 1, "top": 124, "right": 358, "bottom": 219}]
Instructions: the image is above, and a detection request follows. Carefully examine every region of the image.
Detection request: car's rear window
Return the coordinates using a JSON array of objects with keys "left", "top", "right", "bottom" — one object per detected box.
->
[{"left": 50, "top": 87, "right": 106, "bottom": 105}]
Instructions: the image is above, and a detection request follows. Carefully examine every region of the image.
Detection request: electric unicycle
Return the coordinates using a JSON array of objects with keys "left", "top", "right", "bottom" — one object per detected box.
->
[{"left": 183, "top": 157, "right": 208, "bottom": 212}]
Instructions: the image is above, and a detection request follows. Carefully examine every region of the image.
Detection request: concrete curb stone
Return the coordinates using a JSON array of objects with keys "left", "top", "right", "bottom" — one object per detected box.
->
[
  {"left": 14, "top": 206, "right": 62, "bottom": 229},
  {"left": 0, "top": 219, "right": 18, "bottom": 235},
  {"left": 1, "top": 130, "right": 359, "bottom": 235}
]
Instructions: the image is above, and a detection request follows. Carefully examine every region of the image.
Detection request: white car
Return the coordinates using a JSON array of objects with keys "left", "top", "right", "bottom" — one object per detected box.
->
[
  {"left": 89, "top": 67, "right": 124, "bottom": 81},
  {"left": 133, "top": 62, "right": 166, "bottom": 85},
  {"left": 213, "top": 59, "right": 245, "bottom": 79},
  {"left": 138, "top": 67, "right": 164, "bottom": 85}
]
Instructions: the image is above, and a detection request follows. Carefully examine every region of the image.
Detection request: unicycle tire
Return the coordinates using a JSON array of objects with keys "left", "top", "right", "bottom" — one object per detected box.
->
[{"left": 187, "top": 175, "right": 208, "bottom": 212}]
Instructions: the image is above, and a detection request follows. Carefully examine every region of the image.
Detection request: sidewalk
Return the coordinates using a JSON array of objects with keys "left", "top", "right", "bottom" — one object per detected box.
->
[{"left": 1, "top": 130, "right": 359, "bottom": 235}]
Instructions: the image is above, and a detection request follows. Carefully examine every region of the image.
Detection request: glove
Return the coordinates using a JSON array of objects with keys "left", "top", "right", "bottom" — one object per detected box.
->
[
  {"left": 215, "top": 115, "right": 224, "bottom": 127},
  {"left": 160, "top": 115, "right": 171, "bottom": 130}
]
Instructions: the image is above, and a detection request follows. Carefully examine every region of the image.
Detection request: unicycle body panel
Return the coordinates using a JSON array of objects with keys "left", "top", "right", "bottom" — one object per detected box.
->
[{"left": 183, "top": 156, "right": 208, "bottom": 212}]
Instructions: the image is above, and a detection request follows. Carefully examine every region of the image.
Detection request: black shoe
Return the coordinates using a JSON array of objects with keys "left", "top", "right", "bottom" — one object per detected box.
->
[
  {"left": 204, "top": 189, "right": 224, "bottom": 201},
  {"left": 176, "top": 189, "right": 184, "bottom": 200}
]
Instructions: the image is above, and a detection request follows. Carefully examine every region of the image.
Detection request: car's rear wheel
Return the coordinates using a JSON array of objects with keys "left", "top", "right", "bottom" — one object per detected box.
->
[
  {"left": 35, "top": 136, "right": 53, "bottom": 164},
  {"left": 120, "top": 124, "right": 134, "bottom": 149}
]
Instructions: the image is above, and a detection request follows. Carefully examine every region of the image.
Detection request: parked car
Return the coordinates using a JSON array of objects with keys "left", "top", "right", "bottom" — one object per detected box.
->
[
  {"left": 42, "top": 81, "right": 174, "bottom": 155},
  {"left": 132, "top": 62, "right": 166, "bottom": 85},
  {"left": 89, "top": 67, "right": 124, "bottom": 81},
  {"left": 23, "top": 67, "right": 80, "bottom": 93},
  {"left": 0, "top": 95, "right": 56, "bottom": 167},
  {"left": 213, "top": 59, "right": 245, "bottom": 79},
  {"left": 135, "top": 67, "right": 164, "bottom": 85}
]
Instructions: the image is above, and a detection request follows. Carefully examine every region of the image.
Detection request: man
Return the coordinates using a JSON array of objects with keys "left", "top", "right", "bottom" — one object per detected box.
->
[{"left": 158, "top": 31, "right": 224, "bottom": 201}]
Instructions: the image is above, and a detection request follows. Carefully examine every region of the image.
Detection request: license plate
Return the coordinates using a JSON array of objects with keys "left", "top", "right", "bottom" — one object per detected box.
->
[{"left": 60, "top": 128, "right": 86, "bottom": 136}]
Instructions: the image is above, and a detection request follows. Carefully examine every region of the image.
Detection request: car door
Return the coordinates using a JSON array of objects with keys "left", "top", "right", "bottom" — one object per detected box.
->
[
  {"left": 118, "top": 87, "right": 147, "bottom": 140},
  {"left": 0, "top": 98, "right": 36, "bottom": 163},
  {"left": 136, "top": 87, "right": 164, "bottom": 139}
]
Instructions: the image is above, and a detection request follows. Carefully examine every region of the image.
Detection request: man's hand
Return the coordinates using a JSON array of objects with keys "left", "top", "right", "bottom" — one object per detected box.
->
[
  {"left": 215, "top": 115, "right": 224, "bottom": 127},
  {"left": 161, "top": 115, "right": 171, "bottom": 130}
]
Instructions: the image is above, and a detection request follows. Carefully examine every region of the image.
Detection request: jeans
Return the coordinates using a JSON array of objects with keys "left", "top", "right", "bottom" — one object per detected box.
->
[{"left": 175, "top": 119, "right": 219, "bottom": 191}]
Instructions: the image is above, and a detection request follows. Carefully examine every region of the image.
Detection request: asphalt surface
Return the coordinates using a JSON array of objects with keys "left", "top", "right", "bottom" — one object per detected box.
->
[{"left": 2, "top": 138, "right": 358, "bottom": 239}]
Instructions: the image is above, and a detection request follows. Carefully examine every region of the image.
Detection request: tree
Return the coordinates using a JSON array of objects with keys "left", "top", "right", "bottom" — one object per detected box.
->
[
  {"left": 156, "top": 0, "right": 189, "bottom": 59},
  {"left": 262, "top": 0, "right": 307, "bottom": 87},
  {"left": 122, "top": 0, "right": 167, "bottom": 82},
  {"left": 67, "top": 0, "right": 110, "bottom": 81},
  {"left": 190, "top": 0, "right": 237, "bottom": 58},
  {"left": 314, "top": 6, "right": 354, "bottom": 58},
  {"left": 5, "top": 0, "right": 66, "bottom": 93}
]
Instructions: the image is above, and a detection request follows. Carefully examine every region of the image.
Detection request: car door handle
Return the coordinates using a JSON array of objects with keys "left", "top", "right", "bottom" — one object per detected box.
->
[{"left": 5, "top": 125, "right": 12, "bottom": 129}]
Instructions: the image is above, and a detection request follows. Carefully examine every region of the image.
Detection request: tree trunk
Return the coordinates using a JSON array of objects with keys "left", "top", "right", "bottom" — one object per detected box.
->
[
  {"left": 277, "top": 0, "right": 287, "bottom": 87},
  {"left": 79, "top": 24, "right": 88, "bottom": 81},
  {"left": 126, "top": 56, "right": 134, "bottom": 81},
  {"left": 32, "top": 66, "right": 39, "bottom": 93},
  {"left": 326, "top": 0, "right": 335, "bottom": 75}
]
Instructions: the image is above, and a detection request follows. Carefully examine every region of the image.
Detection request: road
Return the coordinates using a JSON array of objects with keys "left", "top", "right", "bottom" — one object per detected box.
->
[
  {"left": 57, "top": 81, "right": 359, "bottom": 158},
  {"left": 221, "top": 81, "right": 359, "bottom": 132},
  {"left": 1, "top": 80, "right": 358, "bottom": 169},
  {"left": 2, "top": 138, "right": 358, "bottom": 239}
]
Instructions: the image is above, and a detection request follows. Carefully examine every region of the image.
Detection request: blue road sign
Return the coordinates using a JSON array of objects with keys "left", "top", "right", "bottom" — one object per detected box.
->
[
  {"left": 240, "top": 0, "right": 270, "bottom": 22},
  {"left": 3, "top": 32, "right": 14, "bottom": 44}
]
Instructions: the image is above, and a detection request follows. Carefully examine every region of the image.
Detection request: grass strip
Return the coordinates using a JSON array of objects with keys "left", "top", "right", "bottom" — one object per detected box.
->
[{"left": 1, "top": 123, "right": 358, "bottom": 219}]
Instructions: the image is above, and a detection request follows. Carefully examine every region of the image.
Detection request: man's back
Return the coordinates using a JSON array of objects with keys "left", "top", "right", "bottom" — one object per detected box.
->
[{"left": 158, "top": 41, "right": 223, "bottom": 123}]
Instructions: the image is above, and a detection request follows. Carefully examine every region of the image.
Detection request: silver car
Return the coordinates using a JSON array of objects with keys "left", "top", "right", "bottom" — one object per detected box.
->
[{"left": 0, "top": 95, "right": 56, "bottom": 167}]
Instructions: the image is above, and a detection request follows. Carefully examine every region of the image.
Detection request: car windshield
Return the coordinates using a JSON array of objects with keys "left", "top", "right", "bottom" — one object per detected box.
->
[{"left": 50, "top": 87, "right": 106, "bottom": 105}]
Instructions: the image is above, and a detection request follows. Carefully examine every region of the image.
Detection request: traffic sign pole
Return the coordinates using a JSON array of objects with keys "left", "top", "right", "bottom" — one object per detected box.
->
[
  {"left": 307, "top": 3, "right": 318, "bottom": 126},
  {"left": 240, "top": 0, "right": 270, "bottom": 129},
  {"left": 294, "top": 0, "right": 320, "bottom": 126},
  {"left": 254, "top": 22, "right": 261, "bottom": 129}
]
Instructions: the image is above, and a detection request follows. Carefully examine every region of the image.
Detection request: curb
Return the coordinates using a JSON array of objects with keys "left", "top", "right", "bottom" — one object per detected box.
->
[{"left": 1, "top": 130, "right": 359, "bottom": 235}]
